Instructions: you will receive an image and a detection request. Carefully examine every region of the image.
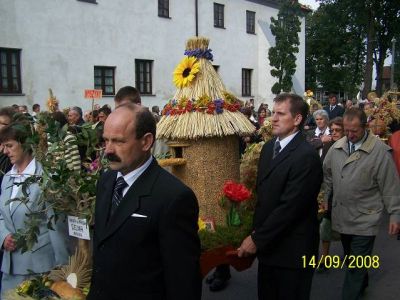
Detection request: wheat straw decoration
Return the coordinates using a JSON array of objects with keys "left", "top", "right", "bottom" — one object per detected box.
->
[
  {"left": 157, "top": 36, "right": 255, "bottom": 140},
  {"left": 156, "top": 36, "right": 255, "bottom": 225}
]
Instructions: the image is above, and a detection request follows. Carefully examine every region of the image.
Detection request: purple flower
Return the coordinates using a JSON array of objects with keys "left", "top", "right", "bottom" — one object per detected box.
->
[{"left": 184, "top": 48, "right": 214, "bottom": 61}]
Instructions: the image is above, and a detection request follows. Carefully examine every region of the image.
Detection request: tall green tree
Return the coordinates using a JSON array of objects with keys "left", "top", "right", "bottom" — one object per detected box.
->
[
  {"left": 316, "top": 0, "right": 400, "bottom": 97},
  {"left": 268, "top": 0, "right": 302, "bottom": 94},
  {"left": 305, "top": 1, "right": 365, "bottom": 98}
]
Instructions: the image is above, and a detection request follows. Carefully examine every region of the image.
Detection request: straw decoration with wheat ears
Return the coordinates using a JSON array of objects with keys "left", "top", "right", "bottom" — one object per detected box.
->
[{"left": 157, "top": 36, "right": 255, "bottom": 140}]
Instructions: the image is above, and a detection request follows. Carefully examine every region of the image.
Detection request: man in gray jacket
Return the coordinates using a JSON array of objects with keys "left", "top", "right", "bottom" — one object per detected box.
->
[{"left": 323, "top": 108, "right": 400, "bottom": 300}]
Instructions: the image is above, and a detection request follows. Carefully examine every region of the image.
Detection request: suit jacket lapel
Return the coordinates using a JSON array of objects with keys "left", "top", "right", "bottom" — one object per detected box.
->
[
  {"left": 99, "top": 160, "right": 161, "bottom": 244},
  {"left": 95, "top": 171, "right": 117, "bottom": 240},
  {"left": 259, "top": 133, "right": 304, "bottom": 182}
]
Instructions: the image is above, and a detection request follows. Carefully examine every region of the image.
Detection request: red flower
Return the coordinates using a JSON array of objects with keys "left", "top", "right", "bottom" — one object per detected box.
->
[{"left": 223, "top": 180, "right": 251, "bottom": 202}]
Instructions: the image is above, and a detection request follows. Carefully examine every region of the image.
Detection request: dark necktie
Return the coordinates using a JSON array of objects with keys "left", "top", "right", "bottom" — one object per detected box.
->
[
  {"left": 330, "top": 106, "right": 334, "bottom": 112},
  {"left": 273, "top": 141, "right": 281, "bottom": 159},
  {"left": 110, "top": 177, "right": 128, "bottom": 217}
]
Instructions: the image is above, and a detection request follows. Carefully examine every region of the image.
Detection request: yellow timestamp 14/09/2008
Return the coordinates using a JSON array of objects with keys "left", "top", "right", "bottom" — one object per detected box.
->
[{"left": 302, "top": 255, "right": 380, "bottom": 269}]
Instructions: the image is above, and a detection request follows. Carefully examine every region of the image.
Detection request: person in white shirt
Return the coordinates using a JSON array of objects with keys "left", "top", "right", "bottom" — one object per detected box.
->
[{"left": 306, "top": 109, "right": 332, "bottom": 159}]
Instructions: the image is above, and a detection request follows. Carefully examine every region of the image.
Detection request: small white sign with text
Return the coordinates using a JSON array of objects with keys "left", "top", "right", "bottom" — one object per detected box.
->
[{"left": 68, "top": 216, "right": 90, "bottom": 240}]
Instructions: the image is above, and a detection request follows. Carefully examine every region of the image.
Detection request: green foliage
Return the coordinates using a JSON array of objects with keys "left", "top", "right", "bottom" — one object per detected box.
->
[
  {"left": 11, "top": 112, "right": 102, "bottom": 252},
  {"left": 199, "top": 211, "right": 253, "bottom": 251},
  {"left": 268, "top": 0, "right": 302, "bottom": 94},
  {"left": 305, "top": 1, "right": 365, "bottom": 97},
  {"left": 309, "top": 0, "right": 400, "bottom": 97}
]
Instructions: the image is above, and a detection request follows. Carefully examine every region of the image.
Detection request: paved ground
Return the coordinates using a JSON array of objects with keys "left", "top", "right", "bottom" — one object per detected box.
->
[{"left": 202, "top": 213, "right": 400, "bottom": 299}]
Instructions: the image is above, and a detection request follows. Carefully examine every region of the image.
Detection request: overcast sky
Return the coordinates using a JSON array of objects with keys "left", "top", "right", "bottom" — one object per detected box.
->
[{"left": 300, "top": 0, "right": 319, "bottom": 10}]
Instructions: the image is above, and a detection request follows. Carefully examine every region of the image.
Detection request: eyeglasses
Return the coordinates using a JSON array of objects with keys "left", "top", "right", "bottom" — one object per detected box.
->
[{"left": 330, "top": 128, "right": 343, "bottom": 133}]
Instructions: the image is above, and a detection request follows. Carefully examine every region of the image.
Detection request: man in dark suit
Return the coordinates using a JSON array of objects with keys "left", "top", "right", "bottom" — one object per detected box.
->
[
  {"left": 87, "top": 104, "right": 201, "bottom": 300},
  {"left": 323, "top": 93, "right": 344, "bottom": 120},
  {"left": 238, "top": 93, "right": 323, "bottom": 300}
]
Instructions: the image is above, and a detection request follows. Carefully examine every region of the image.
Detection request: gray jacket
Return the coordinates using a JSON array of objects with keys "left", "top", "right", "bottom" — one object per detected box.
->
[
  {"left": 0, "top": 160, "right": 69, "bottom": 275},
  {"left": 323, "top": 133, "right": 400, "bottom": 235}
]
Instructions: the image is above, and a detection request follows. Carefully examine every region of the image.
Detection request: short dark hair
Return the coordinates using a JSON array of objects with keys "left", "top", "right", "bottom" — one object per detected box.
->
[
  {"left": 0, "top": 122, "right": 34, "bottom": 154},
  {"left": 115, "top": 86, "right": 141, "bottom": 104},
  {"left": 343, "top": 108, "right": 367, "bottom": 128},
  {"left": 52, "top": 111, "right": 68, "bottom": 128},
  {"left": 91, "top": 110, "right": 99, "bottom": 119},
  {"left": 99, "top": 106, "right": 112, "bottom": 116},
  {"left": 274, "top": 93, "right": 309, "bottom": 129},
  {"left": 32, "top": 104, "right": 40, "bottom": 111},
  {"left": 329, "top": 93, "right": 337, "bottom": 99},
  {"left": 135, "top": 107, "right": 156, "bottom": 143},
  {"left": 329, "top": 117, "right": 343, "bottom": 128},
  {"left": 116, "top": 104, "right": 156, "bottom": 146}
]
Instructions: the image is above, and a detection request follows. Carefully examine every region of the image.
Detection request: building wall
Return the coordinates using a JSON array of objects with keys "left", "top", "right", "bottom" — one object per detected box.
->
[{"left": 0, "top": 0, "right": 306, "bottom": 111}]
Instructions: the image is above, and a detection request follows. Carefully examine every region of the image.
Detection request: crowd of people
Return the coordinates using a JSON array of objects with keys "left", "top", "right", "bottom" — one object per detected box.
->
[{"left": 0, "top": 88, "right": 399, "bottom": 300}]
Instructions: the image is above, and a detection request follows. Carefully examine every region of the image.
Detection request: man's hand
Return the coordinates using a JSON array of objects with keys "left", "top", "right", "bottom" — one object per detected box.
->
[
  {"left": 388, "top": 222, "right": 400, "bottom": 235},
  {"left": 3, "top": 234, "right": 16, "bottom": 252},
  {"left": 237, "top": 235, "right": 257, "bottom": 258}
]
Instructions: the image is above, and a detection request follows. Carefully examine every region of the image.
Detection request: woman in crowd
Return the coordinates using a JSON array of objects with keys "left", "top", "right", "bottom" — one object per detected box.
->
[
  {"left": 257, "top": 106, "right": 267, "bottom": 126},
  {"left": 318, "top": 117, "right": 344, "bottom": 270},
  {"left": 306, "top": 109, "right": 332, "bottom": 159},
  {"left": 0, "top": 121, "right": 69, "bottom": 296}
]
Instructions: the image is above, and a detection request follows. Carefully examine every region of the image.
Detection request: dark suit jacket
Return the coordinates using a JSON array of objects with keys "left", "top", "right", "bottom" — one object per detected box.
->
[
  {"left": 323, "top": 105, "right": 344, "bottom": 119},
  {"left": 252, "top": 133, "right": 323, "bottom": 269},
  {"left": 88, "top": 159, "right": 202, "bottom": 300}
]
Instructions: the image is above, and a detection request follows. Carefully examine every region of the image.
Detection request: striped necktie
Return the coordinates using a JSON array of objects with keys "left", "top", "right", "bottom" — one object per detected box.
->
[
  {"left": 350, "top": 143, "right": 355, "bottom": 155},
  {"left": 110, "top": 177, "right": 128, "bottom": 217}
]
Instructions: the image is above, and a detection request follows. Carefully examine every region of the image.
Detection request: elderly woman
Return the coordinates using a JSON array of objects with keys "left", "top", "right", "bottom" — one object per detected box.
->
[
  {"left": 318, "top": 117, "right": 344, "bottom": 271},
  {"left": 306, "top": 109, "right": 332, "bottom": 159},
  {"left": 0, "top": 122, "right": 69, "bottom": 295}
]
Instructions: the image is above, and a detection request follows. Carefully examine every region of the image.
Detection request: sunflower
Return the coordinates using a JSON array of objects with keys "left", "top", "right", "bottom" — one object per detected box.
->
[{"left": 173, "top": 56, "right": 200, "bottom": 88}]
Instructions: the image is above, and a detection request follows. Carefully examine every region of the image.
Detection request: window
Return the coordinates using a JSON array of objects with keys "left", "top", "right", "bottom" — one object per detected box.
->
[
  {"left": 94, "top": 66, "right": 115, "bottom": 95},
  {"left": 0, "top": 48, "right": 22, "bottom": 94},
  {"left": 158, "top": 0, "right": 169, "bottom": 18},
  {"left": 246, "top": 11, "right": 255, "bottom": 34},
  {"left": 242, "top": 69, "right": 252, "bottom": 96},
  {"left": 214, "top": 3, "right": 224, "bottom": 28},
  {"left": 135, "top": 60, "right": 153, "bottom": 95}
]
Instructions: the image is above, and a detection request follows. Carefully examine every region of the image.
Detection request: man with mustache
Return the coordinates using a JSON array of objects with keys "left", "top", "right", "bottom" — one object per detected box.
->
[{"left": 87, "top": 104, "right": 201, "bottom": 300}]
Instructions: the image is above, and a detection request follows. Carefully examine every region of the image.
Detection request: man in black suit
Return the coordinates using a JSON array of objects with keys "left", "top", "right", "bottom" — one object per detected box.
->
[
  {"left": 238, "top": 93, "right": 323, "bottom": 300},
  {"left": 87, "top": 104, "right": 202, "bottom": 300},
  {"left": 324, "top": 93, "right": 344, "bottom": 120}
]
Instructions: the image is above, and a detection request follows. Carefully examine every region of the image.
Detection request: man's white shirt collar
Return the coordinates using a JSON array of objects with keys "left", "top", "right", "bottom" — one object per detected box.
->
[
  {"left": 116, "top": 156, "right": 153, "bottom": 196},
  {"left": 277, "top": 131, "right": 299, "bottom": 153}
]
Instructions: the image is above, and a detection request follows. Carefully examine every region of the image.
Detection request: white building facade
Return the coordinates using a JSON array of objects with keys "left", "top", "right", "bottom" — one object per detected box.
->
[{"left": 0, "top": 0, "right": 306, "bottom": 111}]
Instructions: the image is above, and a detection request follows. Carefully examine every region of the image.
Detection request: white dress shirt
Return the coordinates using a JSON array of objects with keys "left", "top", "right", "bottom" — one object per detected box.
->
[
  {"left": 116, "top": 156, "right": 153, "bottom": 197},
  {"left": 276, "top": 131, "right": 300, "bottom": 153}
]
